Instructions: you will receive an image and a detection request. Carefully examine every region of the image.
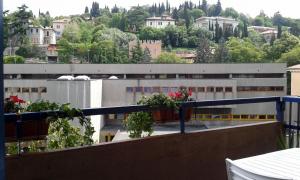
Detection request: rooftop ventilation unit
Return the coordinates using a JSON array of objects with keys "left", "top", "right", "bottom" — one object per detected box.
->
[
  {"left": 75, "top": 75, "right": 90, "bottom": 81},
  {"left": 108, "top": 76, "right": 119, "bottom": 79},
  {"left": 57, "top": 75, "right": 74, "bottom": 80}
]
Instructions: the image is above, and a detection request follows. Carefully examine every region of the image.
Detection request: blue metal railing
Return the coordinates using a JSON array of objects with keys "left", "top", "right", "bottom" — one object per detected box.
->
[{"left": 2, "top": 95, "right": 300, "bottom": 179}]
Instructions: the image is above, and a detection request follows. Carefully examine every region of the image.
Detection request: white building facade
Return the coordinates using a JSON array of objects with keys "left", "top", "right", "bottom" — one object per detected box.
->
[
  {"left": 195, "top": 16, "right": 239, "bottom": 32},
  {"left": 52, "top": 19, "right": 70, "bottom": 39},
  {"left": 146, "top": 15, "right": 175, "bottom": 29},
  {"left": 27, "top": 25, "right": 56, "bottom": 45},
  {"left": 4, "top": 64, "right": 287, "bottom": 142}
]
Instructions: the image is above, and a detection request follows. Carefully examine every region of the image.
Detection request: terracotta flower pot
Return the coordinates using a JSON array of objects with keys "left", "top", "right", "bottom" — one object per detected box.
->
[
  {"left": 152, "top": 108, "right": 193, "bottom": 123},
  {"left": 5, "top": 119, "right": 49, "bottom": 142}
]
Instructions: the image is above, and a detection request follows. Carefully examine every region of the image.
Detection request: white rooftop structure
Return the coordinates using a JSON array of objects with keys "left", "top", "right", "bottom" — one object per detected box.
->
[
  {"left": 195, "top": 16, "right": 239, "bottom": 32},
  {"left": 146, "top": 15, "right": 175, "bottom": 29}
]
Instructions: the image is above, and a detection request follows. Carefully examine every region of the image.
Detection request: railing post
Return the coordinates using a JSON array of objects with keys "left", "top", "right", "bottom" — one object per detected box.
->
[
  {"left": 297, "top": 103, "right": 300, "bottom": 148},
  {"left": 0, "top": 0, "right": 5, "bottom": 179},
  {"left": 276, "top": 100, "right": 285, "bottom": 122},
  {"left": 179, "top": 107, "right": 185, "bottom": 134},
  {"left": 16, "top": 117, "right": 22, "bottom": 155}
]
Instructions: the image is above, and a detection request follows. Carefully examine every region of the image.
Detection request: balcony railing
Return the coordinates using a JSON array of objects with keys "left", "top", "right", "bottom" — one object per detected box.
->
[{"left": 2, "top": 96, "right": 300, "bottom": 179}]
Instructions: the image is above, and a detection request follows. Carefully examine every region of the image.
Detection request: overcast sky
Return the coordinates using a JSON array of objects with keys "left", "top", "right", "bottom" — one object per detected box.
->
[{"left": 4, "top": 0, "right": 300, "bottom": 19}]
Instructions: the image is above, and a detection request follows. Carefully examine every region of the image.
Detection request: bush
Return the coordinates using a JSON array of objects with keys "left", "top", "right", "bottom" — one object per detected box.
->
[
  {"left": 124, "top": 112, "right": 153, "bottom": 138},
  {"left": 4, "top": 55, "right": 25, "bottom": 64},
  {"left": 154, "top": 52, "right": 186, "bottom": 64}
]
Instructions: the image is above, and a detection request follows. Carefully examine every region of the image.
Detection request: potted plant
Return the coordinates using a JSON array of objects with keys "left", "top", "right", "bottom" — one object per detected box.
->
[
  {"left": 168, "top": 87, "right": 194, "bottom": 121},
  {"left": 123, "top": 112, "right": 153, "bottom": 138},
  {"left": 138, "top": 93, "right": 177, "bottom": 123},
  {"left": 4, "top": 96, "right": 94, "bottom": 145},
  {"left": 137, "top": 87, "right": 193, "bottom": 123}
]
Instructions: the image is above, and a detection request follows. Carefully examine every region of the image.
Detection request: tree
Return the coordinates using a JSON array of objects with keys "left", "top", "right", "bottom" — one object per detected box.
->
[
  {"left": 253, "top": 17, "right": 264, "bottom": 26},
  {"left": 270, "top": 32, "right": 300, "bottom": 60},
  {"left": 201, "top": 0, "right": 208, "bottom": 15},
  {"left": 224, "top": 26, "right": 233, "bottom": 41},
  {"left": 277, "top": 25, "right": 282, "bottom": 39},
  {"left": 226, "top": 37, "right": 264, "bottom": 62},
  {"left": 10, "top": 4, "right": 33, "bottom": 46},
  {"left": 84, "top": 6, "right": 89, "bottom": 14},
  {"left": 222, "top": 8, "right": 239, "bottom": 19},
  {"left": 190, "top": 9, "right": 204, "bottom": 19},
  {"left": 215, "top": 0, "right": 222, "bottom": 16},
  {"left": 142, "top": 47, "right": 152, "bottom": 63},
  {"left": 195, "top": 37, "right": 212, "bottom": 63},
  {"left": 213, "top": 38, "right": 229, "bottom": 63},
  {"left": 127, "top": 6, "right": 149, "bottom": 32},
  {"left": 273, "top": 11, "right": 284, "bottom": 26},
  {"left": 172, "top": 8, "right": 179, "bottom": 21},
  {"left": 242, "top": 21, "right": 248, "bottom": 38},
  {"left": 111, "top": 4, "right": 119, "bottom": 13},
  {"left": 155, "top": 52, "right": 185, "bottom": 63},
  {"left": 4, "top": 55, "right": 25, "bottom": 64},
  {"left": 277, "top": 46, "right": 300, "bottom": 66},
  {"left": 183, "top": 2, "right": 191, "bottom": 29},
  {"left": 233, "top": 28, "right": 240, "bottom": 38},
  {"left": 90, "top": 2, "right": 100, "bottom": 18},
  {"left": 130, "top": 40, "right": 144, "bottom": 63}
]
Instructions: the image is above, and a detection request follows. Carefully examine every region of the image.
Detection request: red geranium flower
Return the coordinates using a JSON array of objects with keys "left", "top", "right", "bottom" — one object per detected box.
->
[{"left": 10, "top": 96, "right": 26, "bottom": 104}]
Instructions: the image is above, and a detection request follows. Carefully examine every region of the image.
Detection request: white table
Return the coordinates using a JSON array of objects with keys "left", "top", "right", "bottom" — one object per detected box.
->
[{"left": 230, "top": 148, "right": 300, "bottom": 179}]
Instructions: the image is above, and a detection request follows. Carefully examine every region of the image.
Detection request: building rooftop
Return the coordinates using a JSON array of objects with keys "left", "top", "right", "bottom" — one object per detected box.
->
[
  {"left": 146, "top": 16, "right": 175, "bottom": 21},
  {"left": 196, "top": 16, "right": 237, "bottom": 21}
]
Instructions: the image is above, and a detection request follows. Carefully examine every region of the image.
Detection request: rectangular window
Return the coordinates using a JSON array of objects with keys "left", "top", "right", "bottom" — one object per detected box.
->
[
  {"left": 12, "top": 87, "right": 21, "bottom": 93},
  {"left": 161, "top": 87, "right": 169, "bottom": 93},
  {"left": 22, "top": 88, "right": 30, "bottom": 93},
  {"left": 135, "top": 87, "right": 143, "bottom": 93},
  {"left": 31, "top": 88, "right": 39, "bottom": 93},
  {"left": 198, "top": 87, "right": 205, "bottom": 92},
  {"left": 216, "top": 87, "right": 223, "bottom": 92},
  {"left": 153, "top": 87, "right": 161, "bottom": 93},
  {"left": 5, "top": 88, "right": 8, "bottom": 92},
  {"left": 144, "top": 87, "right": 152, "bottom": 93},
  {"left": 189, "top": 87, "right": 196, "bottom": 92},
  {"left": 206, "top": 87, "right": 214, "bottom": 92},
  {"left": 40, "top": 87, "right": 47, "bottom": 93},
  {"left": 150, "top": 22, "right": 153, "bottom": 25},
  {"left": 126, "top": 87, "right": 133, "bottom": 93},
  {"left": 36, "top": 29, "right": 39, "bottom": 33},
  {"left": 225, "top": 87, "right": 233, "bottom": 92}
]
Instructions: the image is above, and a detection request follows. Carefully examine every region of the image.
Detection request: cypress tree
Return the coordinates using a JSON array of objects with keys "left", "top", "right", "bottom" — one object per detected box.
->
[
  {"left": 277, "top": 25, "right": 282, "bottom": 39},
  {"left": 233, "top": 28, "right": 240, "bottom": 38},
  {"left": 215, "top": 0, "right": 222, "bottom": 16},
  {"left": 201, "top": 0, "right": 208, "bottom": 15},
  {"left": 85, "top": 6, "right": 89, "bottom": 14},
  {"left": 242, "top": 21, "right": 248, "bottom": 38}
]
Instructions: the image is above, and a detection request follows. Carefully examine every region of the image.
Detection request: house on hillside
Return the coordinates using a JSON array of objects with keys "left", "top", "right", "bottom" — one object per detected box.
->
[
  {"left": 146, "top": 15, "right": 175, "bottom": 29},
  {"left": 195, "top": 16, "right": 239, "bottom": 32},
  {"left": 52, "top": 19, "right": 70, "bottom": 39},
  {"left": 27, "top": 25, "right": 56, "bottom": 45},
  {"left": 248, "top": 26, "right": 278, "bottom": 43}
]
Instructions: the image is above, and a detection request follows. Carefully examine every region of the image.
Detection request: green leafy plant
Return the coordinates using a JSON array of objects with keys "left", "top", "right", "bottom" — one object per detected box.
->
[
  {"left": 5, "top": 98, "right": 95, "bottom": 154},
  {"left": 138, "top": 93, "right": 177, "bottom": 109},
  {"left": 27, "top": 101, "right": 95, "bottom": 147},
  {"left": 124, "top": 112, "right": 153, "bottom": 138}
]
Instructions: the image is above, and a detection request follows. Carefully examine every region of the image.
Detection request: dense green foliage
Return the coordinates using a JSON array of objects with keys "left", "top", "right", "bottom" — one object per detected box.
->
[
  {"left": 4, "top": 55, "right": 25, "bottom": 64},
  {"left": 155, "top": 52, "right": 185, "bottom": 63},
  {"left": 124, "top": 112, "right": 153, "bottom": 138},
  {"left": 4, "top": 1, "right": 300, "bottom": 64}
]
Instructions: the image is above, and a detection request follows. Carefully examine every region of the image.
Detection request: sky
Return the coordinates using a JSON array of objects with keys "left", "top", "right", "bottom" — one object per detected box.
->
[{"left": 3, "top": 0, "right": 300, "bottom": 19}]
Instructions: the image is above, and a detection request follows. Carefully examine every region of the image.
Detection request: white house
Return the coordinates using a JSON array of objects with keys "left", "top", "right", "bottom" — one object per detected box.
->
[
  {"left": 27, "top": 25, "right": 56, "bottom": 45},
  {"left": 52, "top": 19, "right": 70, "bottom": 39},
  {"left": 195, "top": 16, "right": 239, "bottom": 32},
  {"left": 248, "top": 26, "right": 278, "bottom": 43},
  {"left": 146, "top": 15, "right": 175, "bottom": 29}
]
